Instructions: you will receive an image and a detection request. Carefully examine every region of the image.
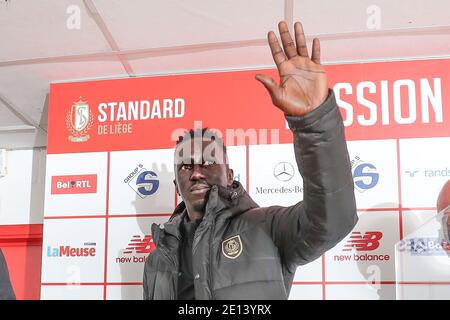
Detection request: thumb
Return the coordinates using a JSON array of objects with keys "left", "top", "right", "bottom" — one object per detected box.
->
[{"left": 255, "top": 74, "right": 279, "bottom": 99}]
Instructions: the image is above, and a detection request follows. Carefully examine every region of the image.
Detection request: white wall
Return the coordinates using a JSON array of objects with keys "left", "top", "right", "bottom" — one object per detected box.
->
[{"left": 0, "top": 148, "right": 46, "bottom": 225}]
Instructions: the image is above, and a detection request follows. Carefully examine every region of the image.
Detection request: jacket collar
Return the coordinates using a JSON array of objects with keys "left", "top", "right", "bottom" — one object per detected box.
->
[{"left": 162, "top": 180, "right": 259, "bottom": 238}]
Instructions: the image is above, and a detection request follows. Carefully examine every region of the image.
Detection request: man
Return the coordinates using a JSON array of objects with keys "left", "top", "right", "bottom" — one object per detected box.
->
[
  {"left": 437, "top": 180, "right": 450, "bottom": 245},
  {"left": 0, "top": 249, "right": 15, "bottom": 300},
  {"left": 437, "top": 180, "right": 450, "bottom": 214},
  {"left": 143, "top": 21, "right": 358, "bottom": 300}
]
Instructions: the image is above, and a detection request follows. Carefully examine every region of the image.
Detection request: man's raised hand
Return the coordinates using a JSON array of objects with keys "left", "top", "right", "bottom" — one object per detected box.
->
[{"left": 256, "top": 21, "right": 329, "bottom": 116}]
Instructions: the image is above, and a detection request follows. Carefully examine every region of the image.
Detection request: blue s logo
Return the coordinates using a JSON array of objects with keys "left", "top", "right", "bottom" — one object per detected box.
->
[
  {"left": 136, "top": 171, "right": 159, "bottom": 198},
  {"left": 353, "top": 163, "right": 379, "bottom": 192}
]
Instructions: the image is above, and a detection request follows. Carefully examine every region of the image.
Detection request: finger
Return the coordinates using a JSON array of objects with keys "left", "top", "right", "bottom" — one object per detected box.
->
[
  {"left": 268, "top": 31, "right": 287, "bottom": 70},
  {"left": 255, "top": 74, "right": 280, "bottom": 101},
  {"left": 278, "top": 21, "right": 297, "bottom": 59},
  {"left": 294, "top": 21, "right": 308, "bottom": 57},
  {"left": 311, "top": 38, "right": 321, "bottom": 64}
]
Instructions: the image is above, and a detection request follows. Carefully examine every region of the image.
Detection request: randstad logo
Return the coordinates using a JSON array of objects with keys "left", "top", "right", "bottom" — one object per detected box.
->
[
  {"left": 116, "top": 235, "right": 155, "bottom": 264},
  {"left": 351, "top": 156, "right": 379, "bottom": 193},
  {"left": 125, "top": 165, "right": 160, "bottom": 199},
  {"left": 47, "top": 243, "right": 96, "bottom": 257}
]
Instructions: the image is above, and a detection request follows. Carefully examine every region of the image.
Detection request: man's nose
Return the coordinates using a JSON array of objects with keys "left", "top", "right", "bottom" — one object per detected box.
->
[{"left": 190, "top": 164, "right": 206, "bottom": 180}]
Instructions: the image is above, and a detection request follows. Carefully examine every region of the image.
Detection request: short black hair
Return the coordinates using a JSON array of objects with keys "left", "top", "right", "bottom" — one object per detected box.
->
[
  {"left": 175, "top": 127, "right": 228, "bottom": 155},
  {"left": 174, "top": 128, "right": 230, "bottom": 166}
]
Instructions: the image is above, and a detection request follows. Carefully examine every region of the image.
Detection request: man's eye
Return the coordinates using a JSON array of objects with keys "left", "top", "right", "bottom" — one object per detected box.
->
[
  {"left": 180, "top": 164, "right": 193, "bottom": 170},
  {"left": 203, "top": 160, "right": 216, "bottom": 166}
]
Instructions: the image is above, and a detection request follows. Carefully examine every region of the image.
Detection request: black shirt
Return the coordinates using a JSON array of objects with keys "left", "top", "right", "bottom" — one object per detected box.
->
[{"left": 177, "top": 216, "right": 201, "bottom": 300}]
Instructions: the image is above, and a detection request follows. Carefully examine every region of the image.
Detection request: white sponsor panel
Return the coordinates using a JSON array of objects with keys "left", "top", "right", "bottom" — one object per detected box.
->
[
  {"left": 249, "top": 143, "right": 303, "bottom": 207},
  {"left": 106, "top": 285, "right": 143, "bottom": 300},
  {"left": 402, "top": 210, "right": 437, "bottom": 239},
  {"left": 288, "top": 284, "right": 322, "bottom": 300},
  {"left": 293, "top": 256, "right": 323, "bottom": 282},
  {"left": 397, "top": 284, "right": 450, "bottom": 300},
  {"left": 325, "top": 211, "right": 399, "bottom": 282},
  {"left": 44, "top": 152, "right": 107, "bottom": 216},
  {"left": 109, "top": 149, "right": 175, "bottom": 215},
  {"left": 40, "top": 285, "right": 103, "bottom": 300},
  {"left": 107, "top": 216, "right": 170, "bottom": 283},
  {"left": 395, "top": 210, "right": 450, "bottom": 283},
  {"left": 40, "top": 218, "right": 105, "bottom": 284},
  {"left": 400, "top": 137, "right": 450, "bottom": 208},
  {"left": 326, "top": 284, "right": 396, "bottom": 300},
  {"left": 347, "top": 139, "right": 398, "bottom": 209}
]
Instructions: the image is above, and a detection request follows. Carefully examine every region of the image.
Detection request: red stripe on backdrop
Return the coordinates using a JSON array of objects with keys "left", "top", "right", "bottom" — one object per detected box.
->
[
  {"left": 48, "top": 59, "right": 450, "bottom": 154},
  {"left": 108, "top": 213, "right": 172, "bottom": 218},
  {"left": 41, "top": 282, "right": 104, "bottom": 286},
  {"left": 357, "top": 208, "right": 399, "bottom": 212},
  {"left": 0, "top": 224, "right": 43, "bottom": 245},
  {"left": 402, "top": 207, "right": 436, "bottom": 211},
  {"left": 43, "top": 213, "right": 173, "bottom": 220},
  {"left": 104, "top": 282, "right": 143, "bottom": 285},
  {"left": 324, "top": 281, "right": 396, "bottom": 285},
  {"left": 44, "top": 215, "right": 107, "bottom": 219},
  {"left": 0, "top": 224, "right": 43, "bottom": 300}
]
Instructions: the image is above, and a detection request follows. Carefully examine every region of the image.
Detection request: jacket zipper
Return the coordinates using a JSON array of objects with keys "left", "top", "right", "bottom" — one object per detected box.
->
[{"left": 208, "top": 220, "right": 216, "bottom": 300}]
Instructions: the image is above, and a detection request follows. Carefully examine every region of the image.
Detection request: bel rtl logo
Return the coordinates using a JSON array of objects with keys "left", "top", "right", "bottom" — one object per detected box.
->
[{"left": 51, "top": 174, "right": 97, "bottom": 194}]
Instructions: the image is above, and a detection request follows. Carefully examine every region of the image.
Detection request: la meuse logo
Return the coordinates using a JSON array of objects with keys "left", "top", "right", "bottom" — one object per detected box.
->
[{"left": 47, "top": 244, "right": 96, "bottom": 257}]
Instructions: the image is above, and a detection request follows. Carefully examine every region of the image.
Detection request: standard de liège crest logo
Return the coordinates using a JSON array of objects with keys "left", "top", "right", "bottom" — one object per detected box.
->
[
  {"left": 222, "top": 235, "right": 243, "bottom": 259},
  {"left": 66, "top": 98, "right": 94, "bottom": 142}
]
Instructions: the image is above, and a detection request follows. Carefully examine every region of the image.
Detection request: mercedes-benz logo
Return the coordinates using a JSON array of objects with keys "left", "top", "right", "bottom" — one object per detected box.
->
[{"left": 273, "top": 162, "right": 295, "bottom": 182}]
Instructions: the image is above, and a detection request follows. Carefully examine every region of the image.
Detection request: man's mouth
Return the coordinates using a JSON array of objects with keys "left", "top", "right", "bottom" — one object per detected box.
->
[{"left": 190, "top": 184, "right": 211, "bottom": 194}]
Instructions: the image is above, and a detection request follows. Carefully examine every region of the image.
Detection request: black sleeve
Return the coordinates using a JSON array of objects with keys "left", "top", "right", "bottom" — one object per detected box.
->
[{"left": 264, "top": 90, "right": 358, "bottom": 270}]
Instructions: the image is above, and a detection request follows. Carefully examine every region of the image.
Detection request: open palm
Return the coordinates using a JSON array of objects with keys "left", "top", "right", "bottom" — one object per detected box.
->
[{"left": 256, "top": 21, "right": 329, "bottom": 116}]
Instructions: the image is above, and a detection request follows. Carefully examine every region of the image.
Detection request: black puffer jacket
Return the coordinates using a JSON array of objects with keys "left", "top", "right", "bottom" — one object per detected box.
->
[{"left": 143, "top": 91, "right": 358, "bottom": 300}]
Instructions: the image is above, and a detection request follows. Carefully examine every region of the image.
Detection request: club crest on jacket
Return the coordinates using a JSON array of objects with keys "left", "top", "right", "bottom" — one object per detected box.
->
[{"left": 222, "top": 235, "right": 243, "bottom": 259}]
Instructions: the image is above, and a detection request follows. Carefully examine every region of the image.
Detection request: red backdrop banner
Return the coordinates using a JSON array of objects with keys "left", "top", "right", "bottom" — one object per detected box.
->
[{"left": 48, "top": 59, "right": 449, "bottom": 154}]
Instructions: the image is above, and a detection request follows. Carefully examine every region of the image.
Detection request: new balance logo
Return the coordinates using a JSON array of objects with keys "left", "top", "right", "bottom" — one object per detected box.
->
[
  {"left": 343, "top": 231, "right": 382, "bottom": 251},
  {"left": 123, "top": 235, "right": 155, "bottom": 254}
]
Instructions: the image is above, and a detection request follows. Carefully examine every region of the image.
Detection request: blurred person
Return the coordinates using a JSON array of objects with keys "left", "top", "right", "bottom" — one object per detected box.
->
[
  {"left": 143, "top": 21, "right": 358, "bottom": 300},
  {"left": 0, "top": 248, "right": 15, "bottom": 300},
  {"left": 437, "top": 180, "right": 450, "bottom": 214},
  {"left": 438, "top": 180, "right": 450, "bottom": 245}
]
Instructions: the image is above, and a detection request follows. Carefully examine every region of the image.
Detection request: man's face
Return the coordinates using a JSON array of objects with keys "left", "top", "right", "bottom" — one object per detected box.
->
[{"left": 174, "top": 139, "right": 233, "bottom": 214}]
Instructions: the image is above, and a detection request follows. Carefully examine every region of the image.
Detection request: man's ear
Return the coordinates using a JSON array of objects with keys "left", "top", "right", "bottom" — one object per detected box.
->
[
  {"left": 227, "top": 168, "right": 234, "bottom": 187},
  {"left": 173, "top": 179, "right": 180, "bottom": 196}
]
